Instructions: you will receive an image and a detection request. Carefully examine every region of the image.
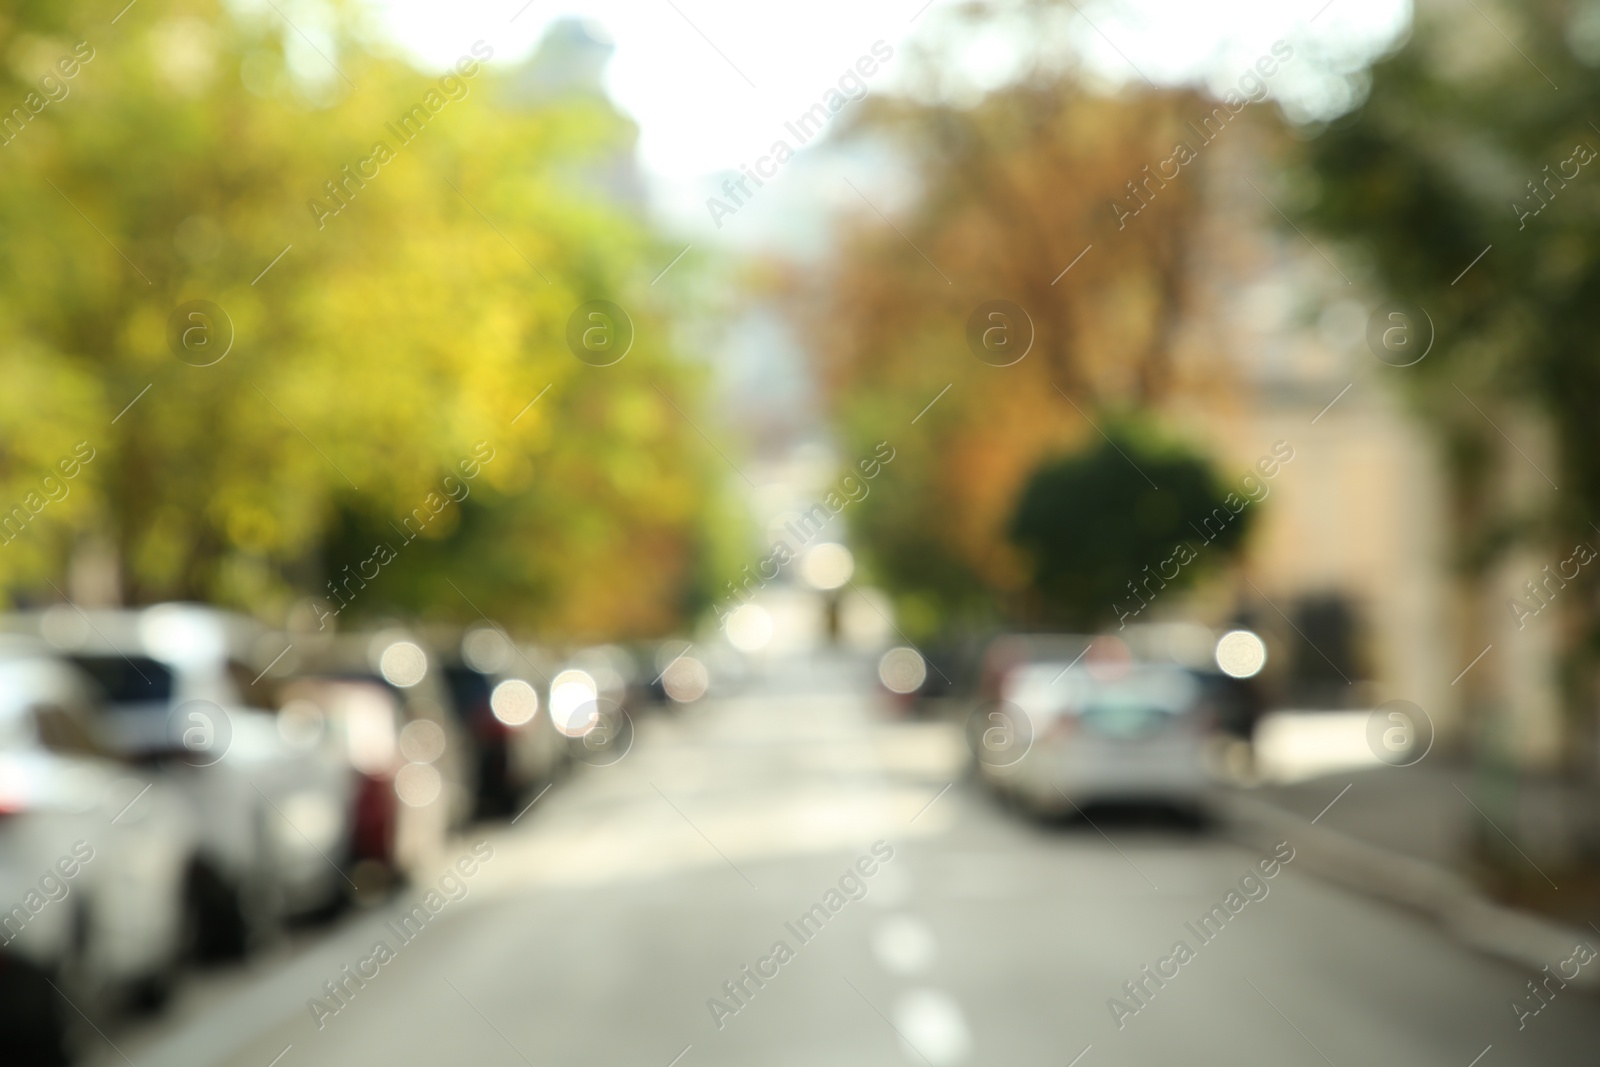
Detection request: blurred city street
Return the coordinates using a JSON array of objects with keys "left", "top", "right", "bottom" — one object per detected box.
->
[
  {"left": 8, "top": 2, "right": 1600, "bottom": 1057},
  {"left": 93, "top": 654, "right": 1600, "bottom": 1067}
]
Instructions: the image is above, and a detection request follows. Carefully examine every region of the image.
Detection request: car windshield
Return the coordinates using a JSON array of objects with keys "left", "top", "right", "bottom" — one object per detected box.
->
[
  {"left": 1007, "top": 662, "right": 1197, "bottom": 722},
  {"left": 69, "top": 655, "right": 174, "bottom": 707}
]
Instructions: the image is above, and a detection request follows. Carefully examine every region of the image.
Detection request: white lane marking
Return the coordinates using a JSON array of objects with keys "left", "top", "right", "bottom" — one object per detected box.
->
[
  {"left": 893, "top": 988, "right": 972, "bottom": 1065},
  {"left": 872, "top": 914, "right": 938, "bottom": 976}
]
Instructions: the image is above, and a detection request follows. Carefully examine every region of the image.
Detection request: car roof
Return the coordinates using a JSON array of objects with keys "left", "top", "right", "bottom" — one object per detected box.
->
[{"left": 2, "top": 604, "right": 267, "bottom": 664}]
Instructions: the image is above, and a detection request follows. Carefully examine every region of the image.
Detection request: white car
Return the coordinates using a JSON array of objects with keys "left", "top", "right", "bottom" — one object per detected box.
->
[
  {"left": 975, "top": 645, "right": 1215, "bottom": 820},
  {"left": 10, "top": 604, "right": 356, "bottom": 957},
  {"left": 0, "top": 640, "right": 200, "bottom": 1058},
  {"left": 277, "top": 630, "right": 473, "bottom": 886}
]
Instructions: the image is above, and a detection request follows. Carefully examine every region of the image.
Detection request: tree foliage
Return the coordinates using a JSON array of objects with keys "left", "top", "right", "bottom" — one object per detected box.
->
[
  {"left": 0, "top": 0, "right": 718, "bottom": 639},
  {"left": 1288, "top": 0, "right": 1600, "bottom": 746},
  {"left": 794, "top": 36, "right": 1239, "bottom": 635},
  {"left": 1009, "top": 431, "right": 1249, "bottom": 630}
]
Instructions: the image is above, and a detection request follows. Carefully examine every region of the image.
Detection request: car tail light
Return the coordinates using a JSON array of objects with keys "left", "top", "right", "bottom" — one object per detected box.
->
[
  {"left": 350, "top": 771, "right": 398, "bottom": 864},
  {"left": 0, "top": 768, "right": 28, "bottom": 816}
]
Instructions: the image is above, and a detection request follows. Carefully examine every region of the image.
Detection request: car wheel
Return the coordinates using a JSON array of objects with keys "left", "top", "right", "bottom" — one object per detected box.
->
[
  {"left": 0, "top": 952, "right": 72, "bottom": 1066},
  {"left": 1170, "top": 801, "right": 1211, "bottom": 833},
  {"left": 126, "top": 965, "right": 177, "bottom": 1014},
  {"left": 186, "top": 862, "right": 250, "bottom": 963}
]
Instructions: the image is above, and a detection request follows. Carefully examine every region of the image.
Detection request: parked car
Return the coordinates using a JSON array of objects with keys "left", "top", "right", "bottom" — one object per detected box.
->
[
  {"left": 971, "top": 633, "right": 1217, "bottom": 820},
  {"left": 548, "top": 645, "right": 640, "bottom": 766},
  {"left": 435, "top": 627, "right": 567, "bottom": 820},
  {"left": 276, "top": 630, "right": 472, "bottom": 888},
  {"left": 8, "top": 604, "right": 355, "bottom": 957},
  {"left": 643, "top": 639, "right": 713, "bottom": 707},
  {"left": 0, "top": 637, "right": 200, "bottom": 1060}
]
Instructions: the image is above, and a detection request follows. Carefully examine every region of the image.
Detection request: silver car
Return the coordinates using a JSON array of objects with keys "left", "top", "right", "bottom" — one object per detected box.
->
[{"left": 974, "top": 637, "right": 1215, "bottom": 820}]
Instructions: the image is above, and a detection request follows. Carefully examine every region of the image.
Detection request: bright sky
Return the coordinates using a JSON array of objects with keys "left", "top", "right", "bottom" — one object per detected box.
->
[{"left": 367, "top": 0, "right": 1412, "bottom": 181}]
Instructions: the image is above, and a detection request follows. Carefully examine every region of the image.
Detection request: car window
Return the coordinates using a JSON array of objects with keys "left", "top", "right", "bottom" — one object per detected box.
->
[
  {"left": 1008, "top": 663, "right": 1198, "bottom": 719},
  {"left": 71, "top": 655, "right": 175, "bottom": 706}
]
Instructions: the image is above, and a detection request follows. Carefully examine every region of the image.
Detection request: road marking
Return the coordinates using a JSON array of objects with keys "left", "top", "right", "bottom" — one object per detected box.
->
[
  {"left": 842, "top": 976, "right": 937, "bottom": 1067},
  {"left": 893, "top": 987, "right": 973, "bottom": 1065},
  {"left": 871, "top": 915, "right": 937, "bottom": 975}
]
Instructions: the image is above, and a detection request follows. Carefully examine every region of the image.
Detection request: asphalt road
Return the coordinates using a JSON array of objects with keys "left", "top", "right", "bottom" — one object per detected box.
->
[{"left": 93, "top": 655, "right": 1600, "bottom": 1067}]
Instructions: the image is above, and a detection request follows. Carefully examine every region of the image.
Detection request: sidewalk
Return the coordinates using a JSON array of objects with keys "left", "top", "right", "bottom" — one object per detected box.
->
[{"left": 1218, "top": 757, "right": 1600, "bottom": 986}]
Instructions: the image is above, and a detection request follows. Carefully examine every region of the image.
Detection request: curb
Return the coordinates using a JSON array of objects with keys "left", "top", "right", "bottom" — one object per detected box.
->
[{"left": 1217, "top": 790, "right": 1600, "bottom": 989}]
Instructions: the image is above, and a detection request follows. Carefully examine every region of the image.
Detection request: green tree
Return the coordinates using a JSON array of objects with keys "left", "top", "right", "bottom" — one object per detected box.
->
[
  {"left": 1008, "top": 431, "right": 1250, "bottom": 630},
  {"left": 796, "top": 40, "right": 1229, "bottom": 636},
  {"left": 0, "top": 0, "right": 718, "bottom": 638},
  {"left": 1288, "top": 0, "right": 1600, "bottom": 762}
]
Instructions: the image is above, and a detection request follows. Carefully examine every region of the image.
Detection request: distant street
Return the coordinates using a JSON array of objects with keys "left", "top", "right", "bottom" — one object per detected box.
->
[{"left": 97, "top": 655, "right": 1600, "bottom": 1067}]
